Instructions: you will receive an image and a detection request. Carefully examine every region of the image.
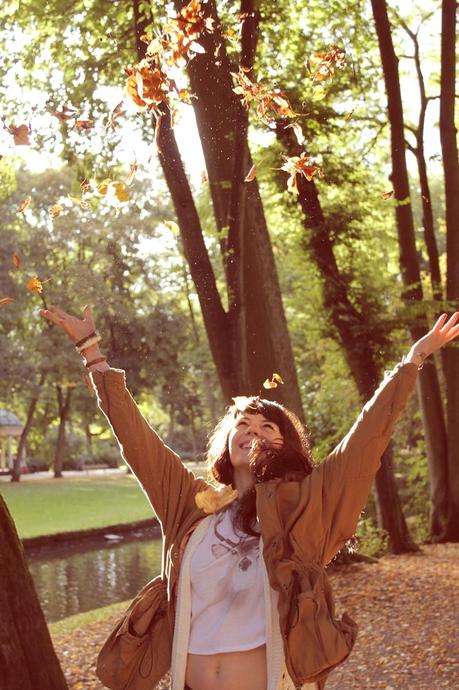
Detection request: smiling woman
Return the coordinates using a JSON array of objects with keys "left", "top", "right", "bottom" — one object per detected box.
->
[{"left": 38, "top": 304, "right": 459, "bottom": 690}]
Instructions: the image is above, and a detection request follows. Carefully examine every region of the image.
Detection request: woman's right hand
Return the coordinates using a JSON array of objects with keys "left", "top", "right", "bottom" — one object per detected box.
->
[{"left": 39, "top": 305, "right": 96, "bottom": 345}]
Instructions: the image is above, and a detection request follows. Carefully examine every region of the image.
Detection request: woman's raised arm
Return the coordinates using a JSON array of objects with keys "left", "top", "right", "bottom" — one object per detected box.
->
[
  {"left": 39, "top": 305, "right": 208, "bottom": 537},
  {"left": 317, "top": 312, "right": 459, "bottom": 565}
]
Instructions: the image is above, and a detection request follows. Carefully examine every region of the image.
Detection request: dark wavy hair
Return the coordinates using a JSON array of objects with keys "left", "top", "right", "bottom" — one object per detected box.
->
[{"left": 206, "top": 396, "right": 315, "bottom": 536}]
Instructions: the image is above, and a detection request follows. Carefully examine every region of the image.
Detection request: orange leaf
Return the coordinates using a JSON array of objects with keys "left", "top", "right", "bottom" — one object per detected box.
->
[
  {"left": 263, "top": 372, "right": 285, "bottom": 389},
  {"left": 12, "top": 124, "right": 31, "bottom": 146},
  {"left": 382, "top": 190, "right": 394, "bottom": 201},
  {"left": 97, "top": 178, "right": 112, "bottom": 195},
  {"left": 75, "top": 119, "right": 94, "bottom": 130},
  {"left": 0, "top": 297, "right": 14, "bottom": 307},
  {"left": 244, "top": 164, "right": 257, "bottom": 182},
  {"left": 49, "top": 204, "right": 64, "bottom": 218},
  {"left": 17, "top": 196, "right": 31, "bottom": 214},
  {"left": 12, "top": 254, "right": 20, "bottom": 270},
  {"left": 68, "top": 194, "right": 89, "bottom": 209},
  {"left": 26, "top": 276, "right": 44, "bottom": 294},
  {"left": 112, "top": 181, "right": 129, "bottom": 203}
]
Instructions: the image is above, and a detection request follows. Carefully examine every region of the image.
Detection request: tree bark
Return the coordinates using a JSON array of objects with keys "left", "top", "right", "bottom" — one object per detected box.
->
[
  {"left": 53, "top": 385, "right": 72, "bottom": 478},
  {"left": 440, "top": 0, "right": 459, "bottom": 541},
  {"left": 371, "top": 0, "right": 449, "bottom": 541},
  {"left": 11, "top": 371, "right": 46, "bottom": 483},
  {"left": 0, "top": 495, "right": 68, "bottom": 690},
  {"left": 168, "top": 0, "right": 304, "bottom": 417},
  {"left": 276, "top": 125, "right": 417, "bottom": 553}
]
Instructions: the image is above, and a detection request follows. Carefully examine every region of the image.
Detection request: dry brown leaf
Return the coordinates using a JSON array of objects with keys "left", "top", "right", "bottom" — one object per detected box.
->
[
  {"left": 0, "top": 297, "right": 14, "bottom": 307},
  {"left": 17, "top": 196, "right": 31, "bottom": 214},
  {"left": 26, "top": 276, "right": 43, "bottom": 294},
  {"left": 12, "top": 124, "right": 31, "bottom": 146},
  {"left": 382, "top": 190, "right": 395, "bottom": 201},
  {"left": 49, "top": 204, "right": 64, "bottom": 218},
  {"left": 263, "top": 372, "right": 285, "bottom": 389},
  {"left": 244, "top": 164, "right": 257, "bottom": 182},
  {"left": 12, "top": 254, "right": 20, "bottom": 270}
]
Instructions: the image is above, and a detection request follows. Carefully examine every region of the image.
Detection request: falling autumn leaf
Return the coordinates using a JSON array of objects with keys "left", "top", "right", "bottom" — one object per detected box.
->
[
  {"left": 75, "top": 119, "right": 94, "bottom": 130},
  {"left": 68, "top": 194, "right": 90, "bottom": 209},
  {"left": 0, "top": 297, "right": 14, "bottom": 307},
  {"left": 106, "top": 101, "right": 126, "bottom": 130},
  {"left": 285, "top": 121, "right": 305, "bottom": 145},
  {"left": 17, "top": 196, "right": 31, "bottom": 214},
  {"left": 112, "top": 181, "right": 129, "bottom": 203},
  {"left": 80, "top": 178, "right": 91, "bottom": 192},
  {"left": 164, "top": 220, "right": 180, "bottom": 235},
  {"left": 382, "top": 190, "right": 395, "bottom": 201},
  {"left": 11, "top": 124, "right": 31, "bottom": 146},
  {"left": 280, "top": 153, "right": 324, "bottom": 194},
  {"left": 232, "top": 68, "right": 296, "bottom": 124},
  {"left": 97, "top": 178, "right": 112, "bottom": 195},
  {"left": 244, "top": 164, "right": 257, "bottom": 182},
  {"left": 49, "top": 105, "right": 79, "bottom": 122},
  {"left": 312, "top": 85, "right": 327, "bottom": 101},
  {"left": 49, "top": 203, "right": 64, "bottom": 218},
  {"left": 26, "top": 276, "right": 44, "bottom": 294},
  {"left": 12, "top": 254, "right": 20, "bottom": 270},
  {"left": 263, "top": 372, "right": 285, "bottom": 389},
  {"left": 126, "top": 161, "right": 138, "bottom": 186}
]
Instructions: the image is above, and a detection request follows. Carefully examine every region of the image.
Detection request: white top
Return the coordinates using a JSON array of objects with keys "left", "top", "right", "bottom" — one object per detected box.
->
[
  {"left": 170, "top": 513, "right": 319, "bottom": 690},
  {"left": 188, "top": 504, "right": 266, "bottom": 654}
]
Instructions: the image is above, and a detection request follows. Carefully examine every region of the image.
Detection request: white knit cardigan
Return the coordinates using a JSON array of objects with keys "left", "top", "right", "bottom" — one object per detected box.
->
[{"left": 170, "top": 515, "right": 318, "bottom": 690}]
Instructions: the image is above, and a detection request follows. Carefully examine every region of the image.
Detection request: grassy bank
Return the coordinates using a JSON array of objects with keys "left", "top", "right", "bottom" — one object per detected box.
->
[
  {"left": 48, "top": 598, "right": 131, "bottom": 636},
  {"left": 0, "top": 474, "right": 154, "bottom": 538}
]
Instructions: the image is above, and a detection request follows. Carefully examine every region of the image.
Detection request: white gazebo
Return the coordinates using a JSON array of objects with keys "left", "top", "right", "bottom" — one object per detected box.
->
[{"left": 0, "top": 409, "right": 24, "bottom": 471}]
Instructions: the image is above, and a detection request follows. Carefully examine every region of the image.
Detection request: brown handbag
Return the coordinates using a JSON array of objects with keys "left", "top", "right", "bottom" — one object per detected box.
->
[{"left": 96, "top": 575, "right": 172, "bottom": 690}]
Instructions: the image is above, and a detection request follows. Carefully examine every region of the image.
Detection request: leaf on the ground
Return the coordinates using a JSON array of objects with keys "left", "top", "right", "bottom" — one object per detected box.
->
[
  {"left": 26, "top": 276, "right": 44, "bottom": 294},
  {"left": 0, "top": 297, "right": 14, "bottom": 307},
  {"left": 12, "top": 124, "right": 31, "bottom": 145},
  {"left": 17, "top": 196, "right": 31, "bottom": 214},
  {"left": 244, "top": 164, "right": 257, "bottom": 182}
]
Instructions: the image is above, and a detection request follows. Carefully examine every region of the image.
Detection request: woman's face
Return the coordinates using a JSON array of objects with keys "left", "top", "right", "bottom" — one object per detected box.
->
[{"left": 228, "top": 412, "right": 283, "bottom": 469}]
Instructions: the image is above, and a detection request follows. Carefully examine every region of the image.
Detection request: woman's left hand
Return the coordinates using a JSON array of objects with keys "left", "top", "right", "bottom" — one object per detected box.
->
[{"left": 411, "top": 312, "right": 459, "bottom": 360}]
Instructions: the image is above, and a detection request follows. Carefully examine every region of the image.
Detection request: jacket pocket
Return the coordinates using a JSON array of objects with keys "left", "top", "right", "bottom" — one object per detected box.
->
[
  {"left": 96, "top": 576, "right": 172, "bottom": 690},
  {"left": 284, "top": 570, "right": 358, "bottom": 685}
]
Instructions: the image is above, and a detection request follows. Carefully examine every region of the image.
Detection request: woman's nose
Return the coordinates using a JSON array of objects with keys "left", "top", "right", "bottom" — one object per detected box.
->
[{"left": 247, "top": 428, "right": 259, "bottom": 437}]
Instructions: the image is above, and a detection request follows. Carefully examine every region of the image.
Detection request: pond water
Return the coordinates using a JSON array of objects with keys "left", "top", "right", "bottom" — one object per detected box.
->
[{"left": 26, "top": 532, "right": 163, "bottom": 623}]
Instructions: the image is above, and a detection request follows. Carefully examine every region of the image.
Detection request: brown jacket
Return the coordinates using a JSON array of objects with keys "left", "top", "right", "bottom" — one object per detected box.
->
[{"left": 92, "top": 361, "right": 418, "bottom": 690}]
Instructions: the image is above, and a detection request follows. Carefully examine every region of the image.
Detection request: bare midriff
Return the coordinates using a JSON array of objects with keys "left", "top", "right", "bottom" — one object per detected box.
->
[{"left": 185, "top": 644, "right": 267, "bottom": 690}]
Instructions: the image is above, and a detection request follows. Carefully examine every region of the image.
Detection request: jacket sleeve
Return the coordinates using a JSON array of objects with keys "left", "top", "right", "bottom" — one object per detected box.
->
[
  {"left": 317, "top": 361, "right": 418, "bottom": 566},
  {"left": 90, "top": 368, "right": 208, "bottom": 537}
]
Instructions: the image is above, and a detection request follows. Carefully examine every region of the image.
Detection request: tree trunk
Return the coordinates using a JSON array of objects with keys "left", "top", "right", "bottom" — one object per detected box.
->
[
  {"left": 0, "top": 495, "right": 68, "bottom": 690},
  {"left": 53, "top": 385, "right": 72, "bottom": 479},
  {"left": 371, "top": 0, "right": 449, "bottom": 541},
  {"left": 151, "top": 0, "right": 304, "bottom": 418},
  {"left": 11, "top": 371, "right": 46, "bottom": 483},
  {"left": 440, "top": 0, "right": 459, "bottom": 541},
  {"left": 276, "top": 126, "right": 417, "bottom": 553}
]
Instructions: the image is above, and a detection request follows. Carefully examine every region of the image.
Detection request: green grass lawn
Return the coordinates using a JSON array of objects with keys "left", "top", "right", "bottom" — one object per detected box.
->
[{"left": 0, "top": 474, "right": 155, "bottom": 539}]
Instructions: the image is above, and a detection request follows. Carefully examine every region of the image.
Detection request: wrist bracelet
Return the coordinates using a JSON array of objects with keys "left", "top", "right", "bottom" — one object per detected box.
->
[
  {"left": 76, "top": 334, "right": 102, "bottom": 354},
  {"left": 75, "top": 331, "right": 97, "bottom": 348},
  {"left": 85, "top": 356, "right": 106, "bottom": 369}
]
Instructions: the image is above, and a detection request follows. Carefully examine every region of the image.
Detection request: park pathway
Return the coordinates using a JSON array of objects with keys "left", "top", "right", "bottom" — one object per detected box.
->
[{"left": 50, "top": 543, "right": 459, "bottom": 690}]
